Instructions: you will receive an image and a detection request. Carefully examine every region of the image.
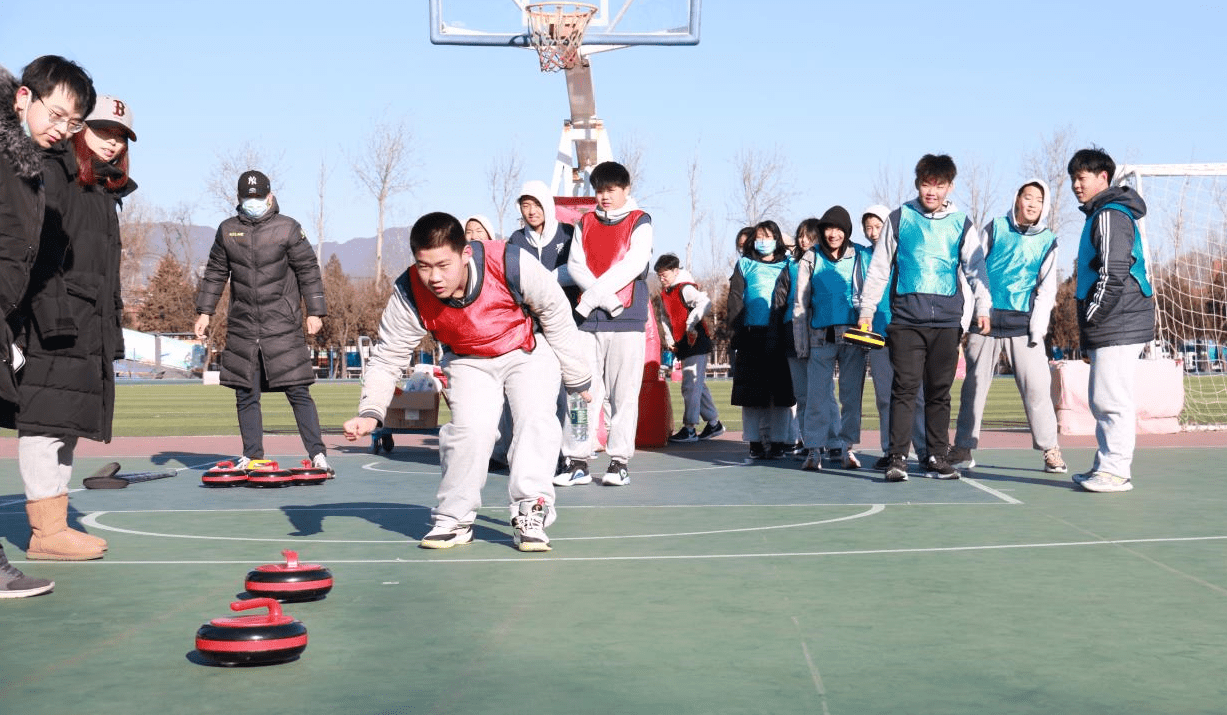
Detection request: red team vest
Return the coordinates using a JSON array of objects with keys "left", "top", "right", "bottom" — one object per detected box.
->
[
  {"left": 661, "top": 282, "right": 707, "bottom": 346},
  {"left": 579, "top": 209, "right": 646, "bottom": 308},
  {"left": 406, "top": 241, "right": 536, "bottom": 357}
]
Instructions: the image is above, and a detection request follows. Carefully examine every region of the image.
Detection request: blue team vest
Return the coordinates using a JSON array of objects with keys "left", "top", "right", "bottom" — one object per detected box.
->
[
  {"left": 894, "top": 204, "right": 965, "bottom": 296},
  {"left": 809, "top": 245, "right": 868, "bottom": 329},
  {"left": 1076, "top": 202, "right": 1153, "bottom": 300},
  {"left": 738, "top": 256, "right": 787, "bottom": 327},
  {"left": 986, "top": 217, "right": 1057, "bottom": 314}
]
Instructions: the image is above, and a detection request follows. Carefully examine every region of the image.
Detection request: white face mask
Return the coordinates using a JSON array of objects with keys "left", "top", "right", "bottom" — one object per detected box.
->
[
  {"left": 754, "top": 239, "right": 775, "bottom": 256},
  {"left": 240, "top": 197, "right": 270, "bottom": 218}
]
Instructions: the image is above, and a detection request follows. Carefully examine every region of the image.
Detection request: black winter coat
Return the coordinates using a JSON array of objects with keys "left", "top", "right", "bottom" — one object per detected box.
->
[
  {"left": 0, "top": 143, "right": 130, "bottom": 440},
  {"left": 195, "top": 201, "right": 326, "bottom": 390},
  {"left": 0, "top": 65, "right": 45, "bottom": 403},
  {"left": 726, "top": 256, "right": 796, "bottom": 408}
]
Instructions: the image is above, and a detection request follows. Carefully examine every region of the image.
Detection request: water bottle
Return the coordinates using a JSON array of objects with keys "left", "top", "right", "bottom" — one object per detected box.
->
[{"left": 568, "top": 392, "right": 588, "bottom": 442}]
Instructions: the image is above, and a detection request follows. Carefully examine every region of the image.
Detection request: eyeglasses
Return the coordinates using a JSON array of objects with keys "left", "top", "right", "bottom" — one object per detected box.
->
[{"left": 36, "top": 96, "right": 86, "bottom": 134}]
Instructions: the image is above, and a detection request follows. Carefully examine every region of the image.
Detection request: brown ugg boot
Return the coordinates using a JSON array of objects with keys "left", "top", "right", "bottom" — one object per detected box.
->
[{"left": 26, "top": 494, "right": 105, "bottom": 561}]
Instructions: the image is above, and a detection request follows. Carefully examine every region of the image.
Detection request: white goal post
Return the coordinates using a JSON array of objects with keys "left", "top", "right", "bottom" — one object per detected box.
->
[{"left": 1116, "top": 163, "right": 1227, "bottom": 427}]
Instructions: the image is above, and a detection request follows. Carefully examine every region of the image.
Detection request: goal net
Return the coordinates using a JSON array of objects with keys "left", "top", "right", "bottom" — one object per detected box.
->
[{"left": 1118, "top": 163, "right": 1227, "bottom": 428}]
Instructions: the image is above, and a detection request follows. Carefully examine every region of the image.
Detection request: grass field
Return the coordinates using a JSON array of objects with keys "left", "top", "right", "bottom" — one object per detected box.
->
[{"left": 3, "top": 371, "right": 1217, "bottom": 438}]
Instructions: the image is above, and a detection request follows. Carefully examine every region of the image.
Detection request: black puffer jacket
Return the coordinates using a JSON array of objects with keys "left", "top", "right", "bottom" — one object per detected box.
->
[
  {"left": 195, "top": 200, "right": 326, "bottom": 390},
  {"left": 0, "top": 142, "right": 131, "bottom": 440},
  {"left": 0, "top": 65, "right": 45, "bottom": 403},
  {"left": 1076, "top": 186, "right": 1155, "bottom": 349}
]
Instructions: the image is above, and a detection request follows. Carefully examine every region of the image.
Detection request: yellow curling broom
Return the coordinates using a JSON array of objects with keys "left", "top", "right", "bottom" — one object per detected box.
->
[{"left": 843, "top": 323, "right": 885, "bottom": 350}]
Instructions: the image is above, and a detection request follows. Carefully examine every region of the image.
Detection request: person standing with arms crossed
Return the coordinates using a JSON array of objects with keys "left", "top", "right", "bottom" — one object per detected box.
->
[{"left": 195, "top": 171, "right": 331, "bottom": 473}]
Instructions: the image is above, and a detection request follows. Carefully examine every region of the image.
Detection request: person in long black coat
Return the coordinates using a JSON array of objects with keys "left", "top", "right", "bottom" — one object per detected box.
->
[
  {"left": 726, "top": 220, "right": 795, "bottom": 460},
  {"left": 194, "top": 170, "right": 329, "bottom": 471},
  {"left": 3, "top": 93, "right": 129, "bottom": 563}
]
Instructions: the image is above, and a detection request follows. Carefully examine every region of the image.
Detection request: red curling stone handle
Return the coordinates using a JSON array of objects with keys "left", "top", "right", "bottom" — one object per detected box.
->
[
  {"left": 230, "top": 597, "right": 284, "bottom": 617},
  {"left": 282, "top": 549, "right": 299, "bottom": 568}
]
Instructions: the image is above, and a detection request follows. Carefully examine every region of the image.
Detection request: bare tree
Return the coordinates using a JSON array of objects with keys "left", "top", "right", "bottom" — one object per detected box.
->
[
  {"left": 954, "top": 159, "right": 1002, "bottom": 231},
  {"left": 162, "top": 201, "right": 197, "bottom": 272},
  {"left": 205, "top": 141, "right": 286, "bottom": 217},
  {"left": 870, "top": 162, "right": 913, "bottom": 208},
  {"left": 118, "top": 195, "right": 157, "bottom": 312},
  {"left": 353, "top": 118, "right": 416, "bottom": 282},
  {"left": 729, "top": 146, "right": 797, "bottom": 226},
  {"left": 686, "top": 149, "right": 706, "bottom": 269},
  {"left": 1023, "top": 125, "right": 1079, "bottom": 240},
  {"left": 616, "top": 133, "right": 664, "bottom": 209},
  {"left": 312, "top": 159, "right": 330, "bottom": 264},
  {"left": 486, "top": 149, "right": 523, "bottom": 239}
]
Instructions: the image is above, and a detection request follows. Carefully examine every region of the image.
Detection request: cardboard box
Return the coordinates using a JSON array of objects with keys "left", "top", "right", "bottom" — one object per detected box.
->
[{"left": 382, "top": 389, "right": 440, "bottom": 429}]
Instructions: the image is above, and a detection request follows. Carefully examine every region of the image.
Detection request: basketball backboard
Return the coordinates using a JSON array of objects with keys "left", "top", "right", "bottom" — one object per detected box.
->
[{"left": 428, "top": 0, "right": 701, "bottom": 48}]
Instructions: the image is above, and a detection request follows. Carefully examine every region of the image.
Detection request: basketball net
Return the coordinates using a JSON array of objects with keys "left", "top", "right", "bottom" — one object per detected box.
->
[{"left": 525, "top": 2, "right": 598, "bottom": 72}]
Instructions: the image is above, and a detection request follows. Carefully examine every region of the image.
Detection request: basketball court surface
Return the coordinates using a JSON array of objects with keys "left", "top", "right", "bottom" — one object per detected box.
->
[{"left": 1, "top": 430, "right": 1223, "bottom": 714}]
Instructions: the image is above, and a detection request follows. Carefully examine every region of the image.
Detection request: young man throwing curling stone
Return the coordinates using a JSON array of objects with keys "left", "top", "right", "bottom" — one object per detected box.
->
[{"left": 343, "top": 212, "right": 591, "bottom": 551}]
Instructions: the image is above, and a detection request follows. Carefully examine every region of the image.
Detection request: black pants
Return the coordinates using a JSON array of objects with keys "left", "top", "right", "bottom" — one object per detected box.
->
[
  {"left": 886, "top": 325, "right": 961, "bottom": 458},
  {"left": 235, "top": 354, "right": 325, "bottom": 460}
]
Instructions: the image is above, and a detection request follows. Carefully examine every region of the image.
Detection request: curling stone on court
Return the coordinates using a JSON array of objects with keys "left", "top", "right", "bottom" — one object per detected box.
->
[
  {"left": 843, "top": 323, "right": 886, "bottom": 350},
  {"left": 289, "top": 459, "right": 330, "bottom": 486},
  {"left": 194, "top": 597, "right": 308, "bottom": 666},
  {"left": 202, "top": 460, "right": 248, "bottom": 487},
  {"left": 245, "top": 459, "right": 295, "bottom": 488},
  {"left": 244, "top": 549, "right": 334, "bottom": 602}
]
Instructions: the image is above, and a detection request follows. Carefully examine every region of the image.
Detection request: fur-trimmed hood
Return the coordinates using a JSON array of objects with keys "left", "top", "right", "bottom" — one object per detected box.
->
[{"left": 1, "top": 64, "right": 42, "bottom": 179}]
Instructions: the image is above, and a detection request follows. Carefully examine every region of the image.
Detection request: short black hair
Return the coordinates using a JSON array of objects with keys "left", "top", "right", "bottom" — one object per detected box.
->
[
  {"left": 914, "top": 154, "right": 957, "bottom": 185},
  {"left": 409, "top": 212, "right": 466, "bottom": 255},
  {"left": 21, "top": 55, "right": 96, "bottom": 117},
  {"left": 1067, "top": 147, "right": 1115, "bottom": 181},
  {"left": 654, "top": 253, "right": 681, "bottom": 272},
  {"left": 590, "top": 161, "right": 631, "bottom": 191}
]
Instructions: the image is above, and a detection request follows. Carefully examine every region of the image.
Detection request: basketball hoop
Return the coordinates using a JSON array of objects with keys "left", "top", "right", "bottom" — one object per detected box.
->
[{"left": 525, "top": 2, "right": 598, "bottom": 72}]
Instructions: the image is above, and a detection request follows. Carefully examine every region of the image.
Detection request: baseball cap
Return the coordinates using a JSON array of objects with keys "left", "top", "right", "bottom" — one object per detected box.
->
[
  {"left": 238, "top": 170, "right": 271, "bottom": 198},
  {"left": 85, "top": 95, "right": 137, "bottom": 141}
]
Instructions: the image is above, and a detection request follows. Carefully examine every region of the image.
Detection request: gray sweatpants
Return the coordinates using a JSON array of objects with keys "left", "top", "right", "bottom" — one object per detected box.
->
[
  {"left": 435, "top": 340, "right": 561, "bottom": 528},
  {"left": 742, "top": 406, "right": 792, "bottom": 444},
  {"left": 18, "top": 432, "right": 78, "bottom": 500},
  {"left": 804, "top": 340, "right": 866, "bottom": 451},
  {"left": 955, "top": 333, "right": 1058, "bottom": 451},
  {"left": 1088, "top": 343, "right": 1143, "bottom": 479},
  {"left": 562, "top": 330, "right": 645, "bottom": 463},
  {"left": 787, "top": 355, "right": 807, "bottom": 445},
  {"left": 867, "top": 347, "right": 926, "bottom": 456},
  {"left": 679, "top": 353, "right": 719, "bottom": 427}
]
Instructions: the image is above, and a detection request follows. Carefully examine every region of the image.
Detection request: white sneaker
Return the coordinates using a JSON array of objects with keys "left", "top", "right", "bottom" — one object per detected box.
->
[
  {"left": 511, "top": 498, "right": 551, "bottom": 552},
  {"left": 842, "top": 450, "right": 861, "bottom": 470},
  {"left": 234, "top": 456, "right": 253, "bottom": 471},
  {"left": 1079, "top": 471, "right": 1133, "bottom": 493},
  {"left": 419, "top": 523, "right": 474, "bottom": 549},
  {"left": 311, "top": 453, "right": 334, "bottom": 475}
]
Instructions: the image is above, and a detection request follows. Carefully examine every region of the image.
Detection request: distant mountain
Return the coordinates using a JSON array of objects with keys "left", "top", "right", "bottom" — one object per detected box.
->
[{"left": 135, "top": 223, "right": 413, "bottom": 282}]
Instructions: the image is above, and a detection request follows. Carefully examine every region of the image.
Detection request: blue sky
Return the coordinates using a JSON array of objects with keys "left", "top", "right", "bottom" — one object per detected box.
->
[{"left": 4, "top": 1, "right": 1224, "bottom": 277}]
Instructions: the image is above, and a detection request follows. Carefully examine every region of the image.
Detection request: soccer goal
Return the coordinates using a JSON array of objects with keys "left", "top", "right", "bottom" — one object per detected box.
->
[{"left": 1118, "top": 163, "right": 1227, "bottom": 428}]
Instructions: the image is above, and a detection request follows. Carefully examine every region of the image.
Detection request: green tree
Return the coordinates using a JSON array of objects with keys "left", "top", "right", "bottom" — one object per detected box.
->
[{"left": 135, "top": 253, "right": 197, "bottom": 334}]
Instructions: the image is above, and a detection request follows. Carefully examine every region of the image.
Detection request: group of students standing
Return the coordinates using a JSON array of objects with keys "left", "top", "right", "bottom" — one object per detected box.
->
[
  {"left": 718, "top": 151, "right": 1153, "bottom": 495},
  {"left": 2, "top": 56, "right": 138, "bottom": 597}
]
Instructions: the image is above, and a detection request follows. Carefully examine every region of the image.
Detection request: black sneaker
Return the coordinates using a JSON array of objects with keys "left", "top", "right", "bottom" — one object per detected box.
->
[
  {"left": 749, "top": 442, "right": 767, "bottom": 460},
  {"left": 884, "top": 453, "right": 909, "bottom": 482},
  {"left": 669, "top": 426, "right": 699, "bottom": 443},
  {"left": 697, "top": 421, "right": 725, "bottom": 440},
  {"left": 791, "top": 441, "right": 806, "bottom": 459},
  {"left": 873, "top": 455, "right": 891, "bottom": 470},
  {"left": 602, "top": 459, "right": 630, "bottom": 486},
  {"left": 925, "top": 454, "right": 961, "bottom": 480},
  {"left": 767, "top": 442, "right": 787, "bottom": 460},
  {"left": 826, "top": 447, "right": 843, "bottom": 465},
  {"left": 947, "top": 446, "right": 975, "bottom": 469}
]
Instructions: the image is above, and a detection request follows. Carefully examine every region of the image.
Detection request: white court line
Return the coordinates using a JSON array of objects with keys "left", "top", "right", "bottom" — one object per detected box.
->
[
  {"left": 77, "top": 504, "right": 885, "bottom": 543},
  {"left": 360, "top": 461, "right": 743, "bottom": 476},
  {"left": 960, "top": 477, "right": 1023, "bottom": 505},
  {"left": 16, "top": 534, "right": 1227, "bottom": 566}
]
